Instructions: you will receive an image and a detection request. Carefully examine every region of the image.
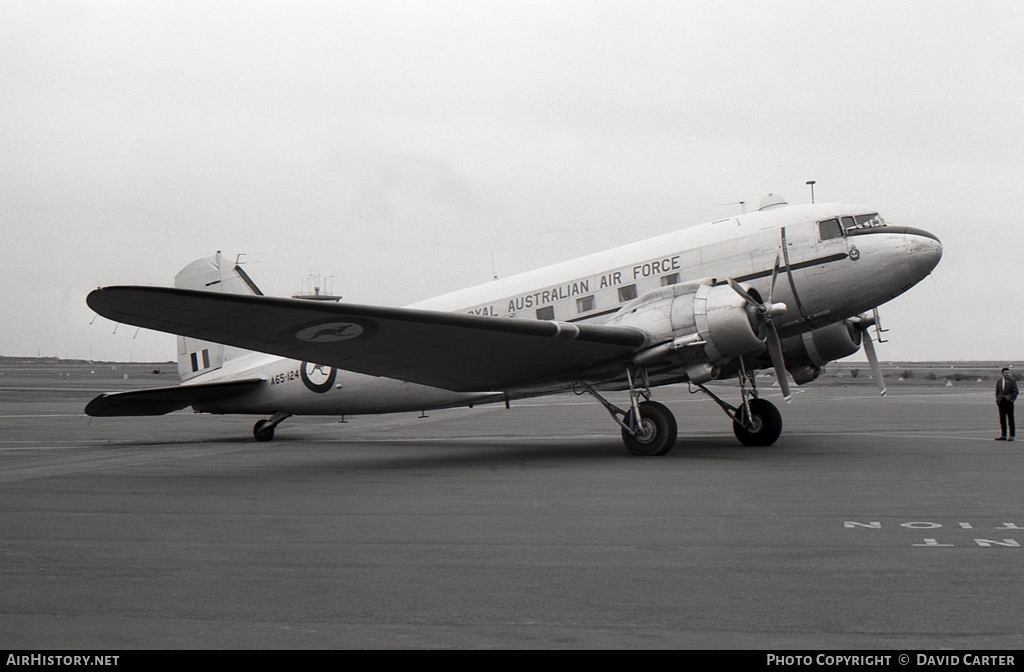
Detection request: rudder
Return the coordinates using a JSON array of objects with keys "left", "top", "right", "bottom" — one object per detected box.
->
[{"left": 174, "top": 251, "right": 263, "bottom": 381}]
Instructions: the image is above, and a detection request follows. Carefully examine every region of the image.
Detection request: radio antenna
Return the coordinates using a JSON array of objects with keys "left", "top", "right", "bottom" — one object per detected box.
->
[{"left": 715, "top": 201, "right": 747, "bottom": 214}]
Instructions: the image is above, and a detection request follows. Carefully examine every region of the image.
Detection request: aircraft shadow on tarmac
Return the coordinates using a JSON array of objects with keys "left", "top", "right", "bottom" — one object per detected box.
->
[
  {"left": 261, "top": 435, "right": 769, "bottom": 471},
  {"left": 96, "top": 429, "right": 778, "bottom": 471}
]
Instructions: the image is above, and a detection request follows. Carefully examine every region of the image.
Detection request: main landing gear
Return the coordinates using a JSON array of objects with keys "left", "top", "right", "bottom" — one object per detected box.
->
[
  {"left": 577, "top": 367, "right": 678, "bottom": 456},
  {"left": 577, "top": 359, "right": 782, "bottom": 455},
  {"left": 253, "top": 412, "right": 292, "bottom": 442},
  {"left": 693, "top": 359, "right": 783, "bottom": 447}
]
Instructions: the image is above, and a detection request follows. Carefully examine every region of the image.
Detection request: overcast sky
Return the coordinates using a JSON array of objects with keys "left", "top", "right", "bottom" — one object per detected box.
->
[{"left": 2, "top": 0, "right": 1022, "bottom": 363}]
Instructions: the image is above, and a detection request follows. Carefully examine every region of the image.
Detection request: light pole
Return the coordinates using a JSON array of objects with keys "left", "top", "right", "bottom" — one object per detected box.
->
[{"left": 806, "top": 180, "right": 816, "bottom": 204}]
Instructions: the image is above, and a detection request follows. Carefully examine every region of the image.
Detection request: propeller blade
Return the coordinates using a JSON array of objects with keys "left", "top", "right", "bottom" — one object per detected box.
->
[
  {"left": 728, "top": 278, "right": 761, "bottom": 311},
  {"left": 765, "top": 324, "right": 792, "bottom": 402},
  {"left": 767, "top": 255, "right": 781, "bottom": 304},
  {"left": 861, "top": 330, "right": 887, "bottom": 396},
  {"left": 729, "top": 273, "right": 791, "bottom": 401},
  {"left": 872, "top": 307, "right": 888, "bottom": 342}
]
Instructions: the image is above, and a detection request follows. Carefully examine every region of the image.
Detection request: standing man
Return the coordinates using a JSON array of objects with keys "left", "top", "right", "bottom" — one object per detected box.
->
[{"left": 996, "top": 367, "right": 1018, "bottom": 441}]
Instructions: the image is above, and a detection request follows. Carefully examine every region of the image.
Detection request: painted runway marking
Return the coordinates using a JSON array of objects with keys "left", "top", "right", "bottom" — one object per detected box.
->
[{"left": 846, "top": 520, "right": 1023, "bottom": 549}]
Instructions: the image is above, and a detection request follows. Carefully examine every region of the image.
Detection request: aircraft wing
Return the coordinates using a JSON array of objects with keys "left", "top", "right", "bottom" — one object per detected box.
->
[
  {"left": 87, "top": 287, "right": 649, "bottom": 392},
  {"left": 85, "top": 377, "right": 265, "bottom": 416}
]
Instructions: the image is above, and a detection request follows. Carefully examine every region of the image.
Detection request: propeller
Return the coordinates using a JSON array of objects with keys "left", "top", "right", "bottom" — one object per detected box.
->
[
  {"left": 848, "top": 311, "right": 887, "bottom": 396},
  {"left": 728, "top": 256, "right": 792, "bottom": 402}
]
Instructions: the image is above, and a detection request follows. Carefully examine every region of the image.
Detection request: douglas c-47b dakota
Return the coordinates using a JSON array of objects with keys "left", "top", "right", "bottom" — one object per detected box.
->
[{"left": 86, "top": 194, "right": 942, "bottom": 455}]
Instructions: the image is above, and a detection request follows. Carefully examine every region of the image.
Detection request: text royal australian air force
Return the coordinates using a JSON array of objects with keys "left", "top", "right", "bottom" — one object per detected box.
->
[
  {"left": 493, "top": 257, "right": 683, "bottom": 316},
  {"left": 407, "top": 213, "right": 761, "bottom": 322}
]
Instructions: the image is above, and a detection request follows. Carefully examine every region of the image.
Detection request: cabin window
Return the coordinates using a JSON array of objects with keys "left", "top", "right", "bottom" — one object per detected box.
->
[
  {"left": 818, "top": 218, "right": 843, "bottom": 241},
  {"left": 661, "top": 273, "right": 680, "bottom": 286},
  {"left": 190, "top": 352, "right": 199, "bottom": 372},
  {"left": 576, "top": 295, "right": 595, "bottom": 313},
  {"left": 618, "top": 284, "right": 638, "bottom": 302},
  {"left": 536, "top": 306, "right": 554, "bottom": 320},
  {"left": 841, "top": 216, "right": 855, "bottom": 231}
]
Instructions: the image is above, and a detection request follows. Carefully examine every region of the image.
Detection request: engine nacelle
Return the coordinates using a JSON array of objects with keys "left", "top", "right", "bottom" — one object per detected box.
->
[
  {"left": 607, "top": 280, "right": 765, "bottom": 381},
  {"left": 781, "top": 321, "right": 863, "bottom": 384}
]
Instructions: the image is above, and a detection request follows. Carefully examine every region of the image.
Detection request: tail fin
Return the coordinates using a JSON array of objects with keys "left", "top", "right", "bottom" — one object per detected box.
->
[{"left": 174, "top": 251, "right": 263, "bottom": 381}]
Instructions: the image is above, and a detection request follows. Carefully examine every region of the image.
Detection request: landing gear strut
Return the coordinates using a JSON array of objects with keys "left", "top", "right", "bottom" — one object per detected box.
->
[
  {"left": 578, "top": 359, "right": 783, "bottom": 453},
  {"left": 253, "top": 412, "right": 292, "bottom": 442},
  {"left": 693, "top": 359, "right": 783, "bottom": 446},
  {"left": 577, "top": 366, "right": 677, "bottom": 456}
]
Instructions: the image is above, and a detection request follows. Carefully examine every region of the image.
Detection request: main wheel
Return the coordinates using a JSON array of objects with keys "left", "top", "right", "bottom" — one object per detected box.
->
[
  {"left": 253, "top": 419, "right": 275, "bottom": 442},
  {"left": 621, "top": 401, "right": 678, "bottom": 456},
  {"left": 732, "top": 398, "right": 783, "bottom": 446}
]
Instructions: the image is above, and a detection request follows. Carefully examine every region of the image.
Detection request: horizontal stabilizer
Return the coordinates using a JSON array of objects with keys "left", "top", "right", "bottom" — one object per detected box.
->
[{"left": 85, "top": 378, "right": 265, "bottom": 417}]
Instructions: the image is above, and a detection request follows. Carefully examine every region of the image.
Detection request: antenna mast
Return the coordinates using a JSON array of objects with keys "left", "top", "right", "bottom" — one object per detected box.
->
[{"left": 292, "top": 272, "right": 342, "bottom": 302}]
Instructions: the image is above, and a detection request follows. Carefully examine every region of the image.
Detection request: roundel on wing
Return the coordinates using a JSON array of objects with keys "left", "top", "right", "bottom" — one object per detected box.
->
[
  {"left": 300, "top": 362, "right": 337, "bottom": 393},
  {"left": 295, "top": 322, "right": 364, "bottom": 342}
]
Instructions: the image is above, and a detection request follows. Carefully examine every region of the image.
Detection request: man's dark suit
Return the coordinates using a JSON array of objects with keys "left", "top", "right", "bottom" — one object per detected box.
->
[{"left": 997, "top": 376, "right": 1018, "bottom": 439}]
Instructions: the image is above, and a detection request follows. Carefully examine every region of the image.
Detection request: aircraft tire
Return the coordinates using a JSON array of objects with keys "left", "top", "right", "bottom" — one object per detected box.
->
[
  {"left": 733, "top": 398, "right": 783, "bottom": 447},
  {"left": 253, "top": 419, "right": 275, "bottom": 442},
  {"left": 621, "top": 401, "right": 678, "bottom": 456}
]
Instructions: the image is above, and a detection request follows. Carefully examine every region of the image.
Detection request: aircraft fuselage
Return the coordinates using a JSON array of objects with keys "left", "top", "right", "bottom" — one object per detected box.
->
[{"left": 189, "top": 202, "right": 942, "bottom": 416}]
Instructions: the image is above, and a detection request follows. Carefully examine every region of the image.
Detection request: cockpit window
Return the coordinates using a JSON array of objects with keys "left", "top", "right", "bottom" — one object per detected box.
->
[
  {"left": 818, "top": 218, "right": 843, "bottom": 241},
  {"left": 819, "top": 212, "right": 889, "bottom": 240},
  {"left": 852, "top": 213, "right": 887, "bottom": 229}
]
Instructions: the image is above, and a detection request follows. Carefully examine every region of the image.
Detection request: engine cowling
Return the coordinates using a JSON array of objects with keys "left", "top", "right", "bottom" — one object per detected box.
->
[
  {"left": 781, "top": 321, "right": 863, "bottom": 384},
  {"left": 606, "top": 280, "right": 765, "bottom": 382}
]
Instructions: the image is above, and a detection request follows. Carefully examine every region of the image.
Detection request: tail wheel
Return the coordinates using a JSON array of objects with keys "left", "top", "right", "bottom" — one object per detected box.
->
[
  {"left": 733, "top": 398, "right": 782, "bottom": 447},
  {"left": 621, "top": 401, "right": 678, "bottom": 456},
  {"left": 253, "top": 419, "right": 275, "bottom": 442}
]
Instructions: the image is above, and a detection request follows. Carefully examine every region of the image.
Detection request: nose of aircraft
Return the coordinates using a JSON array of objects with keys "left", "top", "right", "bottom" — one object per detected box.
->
[{"left": 907, "top": 228, "right": 943, "bottom": 278}]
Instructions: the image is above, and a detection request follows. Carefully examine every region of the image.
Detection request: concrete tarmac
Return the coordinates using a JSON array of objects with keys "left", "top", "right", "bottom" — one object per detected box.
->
[{"left": 1, "top": 365, "right": 1022, "bottom": 649}]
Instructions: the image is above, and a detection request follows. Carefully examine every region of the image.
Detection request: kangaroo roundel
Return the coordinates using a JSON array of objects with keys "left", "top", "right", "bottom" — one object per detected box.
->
[
  {"left": 295, "top": 322, "right": 365, "bottom": 343},
  {"left": 300, "top": 362, "right": 337, "bottom": 393}
]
